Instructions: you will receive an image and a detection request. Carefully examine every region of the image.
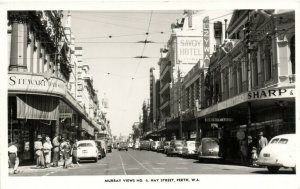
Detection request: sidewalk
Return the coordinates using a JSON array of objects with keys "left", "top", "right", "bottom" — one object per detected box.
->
[{"left": 9, "top": 161, "right": 66, "bottom": 175}]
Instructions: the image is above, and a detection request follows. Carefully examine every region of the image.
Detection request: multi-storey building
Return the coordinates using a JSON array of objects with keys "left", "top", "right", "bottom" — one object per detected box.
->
[
  {"left": 7, "top": 11, "right": 103, "bottom": 162},
  {"left": 154, "top": 10, "right": 232, "bottom": 140},
  {"left": 194, "top": 10, "right": 295, "bottom": 162}
]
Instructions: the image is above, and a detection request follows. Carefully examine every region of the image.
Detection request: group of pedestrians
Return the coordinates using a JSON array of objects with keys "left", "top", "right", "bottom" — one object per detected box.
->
[
  {"left": 34, "top": 134, "right": 81, "bottom": 169},
  {"left": 8, "top": 134, "right": 81, "bottom": 174}
]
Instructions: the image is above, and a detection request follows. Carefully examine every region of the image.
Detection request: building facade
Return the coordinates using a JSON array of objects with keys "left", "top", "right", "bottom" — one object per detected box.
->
[
  {"left": 7, "top": 11, "right": 106, "bottom": 162},
  {"left": 195, "top": 10, "right": 295, "bottom": 161}
]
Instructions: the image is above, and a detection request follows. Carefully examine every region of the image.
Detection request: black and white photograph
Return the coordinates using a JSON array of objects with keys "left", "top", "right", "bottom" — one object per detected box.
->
[{"left": 1, "top": 1, "right": 299, "bottom": 189}]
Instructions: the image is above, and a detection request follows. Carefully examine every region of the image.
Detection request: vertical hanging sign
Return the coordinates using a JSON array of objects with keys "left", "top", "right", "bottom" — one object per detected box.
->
[{"left": 203, "top": 16, "right": 210, "bottom": 68}]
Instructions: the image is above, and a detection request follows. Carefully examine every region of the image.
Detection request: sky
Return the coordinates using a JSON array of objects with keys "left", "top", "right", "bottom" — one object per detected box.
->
[{"left": 70, "top": 11, "right": 184, "bottom": 137}]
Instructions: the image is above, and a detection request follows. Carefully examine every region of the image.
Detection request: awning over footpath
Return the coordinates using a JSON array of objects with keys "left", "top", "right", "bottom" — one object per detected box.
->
[
  {"left": 81, "top": 119, "right": 94, "bottom": 136},
  {"left": 17, "top": 94, "right": 59, "bottom": 120}
]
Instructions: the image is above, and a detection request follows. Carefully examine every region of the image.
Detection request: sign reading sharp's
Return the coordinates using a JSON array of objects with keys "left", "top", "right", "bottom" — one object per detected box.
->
[
  {"left": 248, "top": 88, "right": 294, "bottom": 100},
  {"left": 177, "top": 36, "right": 202, "bottom": 64}
]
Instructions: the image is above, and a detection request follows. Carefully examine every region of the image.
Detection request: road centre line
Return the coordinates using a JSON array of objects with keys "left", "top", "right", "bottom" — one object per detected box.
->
[
  {"left": 152, "top": 168, "right": 165, "bottom": 170},
  {"left": 119, "top": 153, "right": 127, "bottom": 175},
  {"left": 127, "top": 153, "right": 153, "bottom": 174},
  {"left": 156, "top": 163, "right": 167, "bottom": 165},
  {"left": 175, "top": 167, "right": 188, "bottom": 169}
]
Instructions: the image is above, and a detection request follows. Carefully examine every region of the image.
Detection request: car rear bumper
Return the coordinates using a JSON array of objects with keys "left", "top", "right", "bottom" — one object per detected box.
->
[{"left": 198, "top": 155, "right": 222, "bottom": 159}]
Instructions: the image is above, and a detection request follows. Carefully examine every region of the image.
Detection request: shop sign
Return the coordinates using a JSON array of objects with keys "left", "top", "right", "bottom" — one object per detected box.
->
[
  {"left": 203, "top": 16, "right": 210, "bottom": 67},
  {"left": 190, "top": 131, "right": 197, "bottom": 139},
  {"left": 8, "top": 73, "right": 66, "bottom": 96},
  {"left": 248, "top": 88, "right": 294, "bottom": 100},
  {"left": 205, "top": 118, "right": 233, "bottom": 122},
  {"left": 177, "top": 36, "right": 202, "bottom": 64}
]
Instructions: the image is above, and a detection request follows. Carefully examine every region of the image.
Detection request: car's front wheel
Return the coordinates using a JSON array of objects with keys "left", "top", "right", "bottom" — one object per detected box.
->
[{"left": 267, "top": 166, "right": 280, "bottom": 173}]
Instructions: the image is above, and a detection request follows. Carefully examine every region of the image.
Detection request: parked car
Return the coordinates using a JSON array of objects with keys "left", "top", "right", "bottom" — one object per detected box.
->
[
  {"left": 257, "top": 134, "right": 296, "bottom": 173},
  {"left": 150, "top": 141, "right": 160, "bottom": 151},
  {"left": 106, "top": 140, "right": 113, "bottom": 153},
  {"left": 118, "top": 142, "right": 128, "bottom": 151},
  {"left": 167, "top": 140, "right": 184, "bottom": 156},
  {"left": 163, "top": 141, "right": 171, "bottom": 154},
  {"left": 140, "top": 140, "right": 151, "bottom": 150},
  {"left": 182, "top": 140, "right": 200, "bottom": 158},
  {"left": 134, "top": 141, "right": 140, "bottom": 150},
  {"left": 113, "top": 142, "right": 118, "bottom": 149},
  {"left": 197, "top": 137, "right": 222, "bottom": 162},
  {"left": 95, "top": 140, "right": 107, "bottom": 158},
  {"left": 157, "top": 141, "right": 165, "bottom": 152},
  {"left": 77, "top": 140, "right": 99, "bottom": 162}
]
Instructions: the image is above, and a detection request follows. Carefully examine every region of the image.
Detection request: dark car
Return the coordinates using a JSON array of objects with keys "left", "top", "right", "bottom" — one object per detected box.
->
[
  {"left": 118, "top": 142, "right": 128, "bottom": 151},
  {"left": 106, "top": 141, "right": 113, "bottom": 153},
  {"left": 197, "top": 137, "right": 222, "bottom": 162},
  {"left": 167, "top": 140, "right": 184, "bottom": 156},
  {"left": 139, "top": 140, "right": 151, "bottom": 150}
]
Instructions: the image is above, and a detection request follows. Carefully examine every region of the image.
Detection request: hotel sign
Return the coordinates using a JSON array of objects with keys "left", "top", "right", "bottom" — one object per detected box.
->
[
  {"left": 177, "top": 36, "right": 202, "bottom": 64},
  {"left": 8, "top": 73, "right": 67, "bottom": 96}
]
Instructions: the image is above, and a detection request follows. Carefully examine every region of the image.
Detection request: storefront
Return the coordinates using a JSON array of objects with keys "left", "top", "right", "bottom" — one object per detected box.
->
[{"left": 8, "top": 72, "right": 97, "bottom": 162}]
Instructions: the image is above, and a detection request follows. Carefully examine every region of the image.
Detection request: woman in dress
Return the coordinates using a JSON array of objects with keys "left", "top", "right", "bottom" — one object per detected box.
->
[{"left": 43, "top": 136, "right": 53, "bottom": 168}]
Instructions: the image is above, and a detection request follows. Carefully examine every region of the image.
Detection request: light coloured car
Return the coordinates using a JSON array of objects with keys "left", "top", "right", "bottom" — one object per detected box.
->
[
  {"left": 257, "top": 134, "right": 296, "bottom": 173},
  {"left": 150, "top": 141, "right": 160, "bottom": 151},
  {"left": 77, "top": 140, "right": 98, "bottom": 162},
  {"left": 182, "top": 141, "right": 200, "bottom": 158}
]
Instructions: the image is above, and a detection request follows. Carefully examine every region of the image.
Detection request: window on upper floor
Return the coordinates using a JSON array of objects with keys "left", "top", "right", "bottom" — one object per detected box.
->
[
  {"left": 261, "top": 36, "right": 273, "bottom": 81},
  {"left": 290, "top": 35, "right": 295, "bottom": 74}
]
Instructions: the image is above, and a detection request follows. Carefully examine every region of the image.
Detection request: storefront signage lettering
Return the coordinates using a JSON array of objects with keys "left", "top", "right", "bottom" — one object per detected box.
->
[
  {"left": 248, "top": 88, "right": 294, "bottom": 100},
  {"left": 203, "top": 16, "right": 210, "bottom": 67},
  {"left": 8, "top": 73, "right": 66, "bottom": 96},
  {"left": 177, "top": 36, "right": 202, "bottom": 64},
  {"left": 205, "top": 118, "right": 233, "bottom": 122}
]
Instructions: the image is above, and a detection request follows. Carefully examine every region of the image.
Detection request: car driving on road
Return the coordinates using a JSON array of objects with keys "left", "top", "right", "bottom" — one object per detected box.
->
[
  {"left": 118, "top": 142, "right": 128, "bottom": 151},
  {"left": 257, "top": 134, "right": 296, "bottom": 173}
]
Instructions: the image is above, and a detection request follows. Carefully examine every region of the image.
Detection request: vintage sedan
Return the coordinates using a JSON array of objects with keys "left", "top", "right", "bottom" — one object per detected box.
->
[
  {"left": 118, "top": 142, "right": 128, "bottom": 151},
  {"left": 257, "top": 134, "right": 296, "bottom": 173},
  {"left": 167, "top": 140, "right": 184, "bottom": 156},
  {"left": 182, "top": 141, "right": 200, "bottom": 158},
  {"left": 197, "top": 137, "right": 222, "bottom": 162},
  {"left": 77, "top": 140, "right": 99, "bottom": 162}
]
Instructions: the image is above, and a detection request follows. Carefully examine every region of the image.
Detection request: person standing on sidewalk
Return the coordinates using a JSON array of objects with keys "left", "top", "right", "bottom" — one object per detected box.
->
[
  {"left": 8, "top": 140, "right": 20, "bottom": 174},
  {"left": 60, "top": 138, "right": 72, "bottom": 168},
  {"left": 34, "top": 135, "right": 45, "bottom": 169},
  {"left": 43, "top": 136, "right": 53, "bottom": 168},
  {"left": 52, "top": 134, "right": 60, "bottom": 167},
  {"left": 258, "top": 132, "right": 268, "bottom": 155},
  {"left": 71, "top": 139, "right": 80, "bottom": 167}
]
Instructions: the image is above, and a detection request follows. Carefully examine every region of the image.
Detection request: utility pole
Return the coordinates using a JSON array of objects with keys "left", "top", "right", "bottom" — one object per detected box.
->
[{"left": 244, "top": 10, "right": 252, "bottom": 149}]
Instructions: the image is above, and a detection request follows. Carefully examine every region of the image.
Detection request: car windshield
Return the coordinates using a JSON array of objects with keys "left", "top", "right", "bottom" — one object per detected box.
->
[{"left": 78, "top": 143, "right": 93, "bottom": 147}]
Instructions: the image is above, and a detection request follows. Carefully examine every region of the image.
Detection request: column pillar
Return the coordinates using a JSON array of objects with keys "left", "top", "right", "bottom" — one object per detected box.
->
[{"left": 9, "top": 12, "right": 29, "bottom": 71}]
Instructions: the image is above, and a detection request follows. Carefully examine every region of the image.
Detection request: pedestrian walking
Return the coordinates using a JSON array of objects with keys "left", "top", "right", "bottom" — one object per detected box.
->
[
  {"left": 52, "top": 134, "right": 60, "bottom": 167},
  {"left": 43, "top": 136, "right": 53, "bottom": 168},
  {"left": 60, "top": 138, "right": 72, "bottom": 168},
  {"left": 8, "top": 140, "right": 20, "bottom": 174},
  {"left": 258, "top": 132, "right": 268, "bottom": 155},
  {"left": 34, "top": 135, "right": 45, "bottom": 169},
  {"left": 71, "top": 139, "right": 80, "bottom": 167}
]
